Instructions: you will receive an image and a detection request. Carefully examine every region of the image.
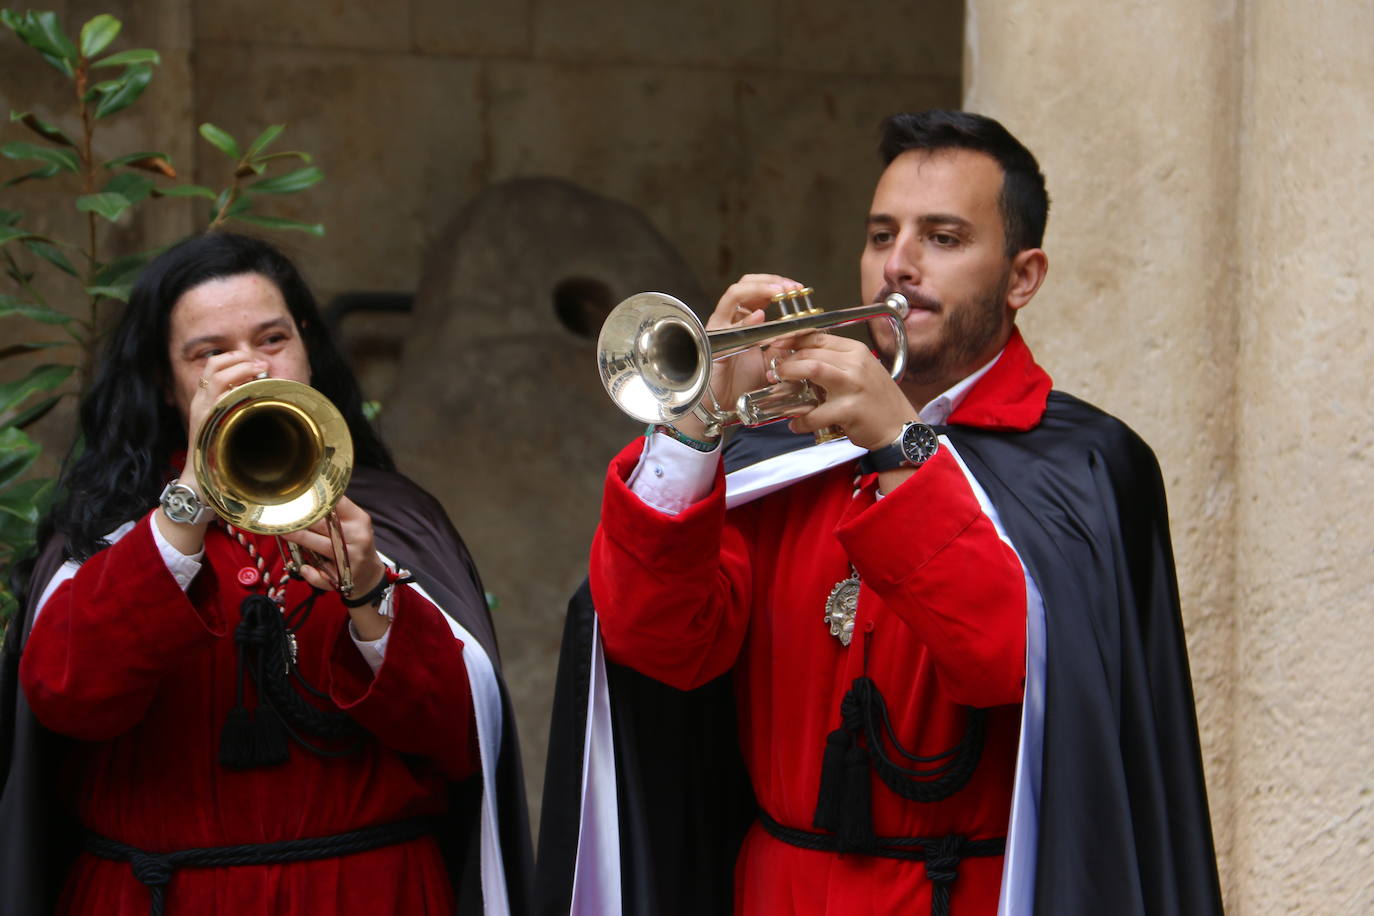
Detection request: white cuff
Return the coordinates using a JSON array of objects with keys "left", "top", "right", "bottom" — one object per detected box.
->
[
  {"left": 348, "top": 617, "right": 392, "bottom": 675},
  {"left": 150, "top": 513, "right": 204, "bottom": 591},
  {"left": 626, "top": 430, "right": 720, "bottom": 516}
]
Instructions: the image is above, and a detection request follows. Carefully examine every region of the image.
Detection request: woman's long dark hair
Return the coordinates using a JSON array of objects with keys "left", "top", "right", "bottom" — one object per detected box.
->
[{"left": 35, "top": 231, "right": 394, "bottom": 568}]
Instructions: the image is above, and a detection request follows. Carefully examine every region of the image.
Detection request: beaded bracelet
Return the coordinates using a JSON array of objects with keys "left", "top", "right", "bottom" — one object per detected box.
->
[{"left": 649, "top": 422, "right": 720, "bottom": 453}]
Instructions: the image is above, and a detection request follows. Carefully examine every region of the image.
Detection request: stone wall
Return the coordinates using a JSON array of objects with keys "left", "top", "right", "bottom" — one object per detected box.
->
[
  {"left": 1, "top": 0, "right": 964, "bottom": 835},
  {"left": 967, "top": 1, "right": 1374, "bottom": 911}
]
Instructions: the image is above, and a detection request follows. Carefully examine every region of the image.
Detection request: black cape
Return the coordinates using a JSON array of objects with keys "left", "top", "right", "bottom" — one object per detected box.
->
[
  {"left": 0, "top": 466, "right": 532, "bottom": 916},
  {"left": 535, "top": 392, "right": 1223, "bottom": 915}
]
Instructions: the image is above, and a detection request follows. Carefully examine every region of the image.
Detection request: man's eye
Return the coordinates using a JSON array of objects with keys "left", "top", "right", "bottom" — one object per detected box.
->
[
  {"left": 197, "top": 348, "right": 223, "bottom": 360},
  {"left": 931, "top": 232, "right": 961, "bottom": 247},
  {"left": 869, "top": 230, "right": 894, "bottom": 245}
]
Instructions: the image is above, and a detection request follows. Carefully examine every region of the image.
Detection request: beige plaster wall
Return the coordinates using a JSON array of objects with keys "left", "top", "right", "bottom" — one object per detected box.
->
[{"left": 968, "top": 1, "right": 1374, "bottom": 911}]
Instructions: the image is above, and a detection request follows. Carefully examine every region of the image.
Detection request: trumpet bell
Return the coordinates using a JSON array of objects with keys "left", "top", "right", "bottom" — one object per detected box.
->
[
  {"left": 193, "top": 378, "right": 353, "bottom": 535},
  {"left": 596, "top": 288, "right": 909, "bottom": 435},
  {"left": 597, "top": 292, "right": 712, "bottom": 424}
]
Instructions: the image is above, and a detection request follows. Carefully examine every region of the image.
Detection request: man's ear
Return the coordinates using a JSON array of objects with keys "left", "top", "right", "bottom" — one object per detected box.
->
[{"left": 1006, "top": 248, "right": 1048, "bottom": 312}]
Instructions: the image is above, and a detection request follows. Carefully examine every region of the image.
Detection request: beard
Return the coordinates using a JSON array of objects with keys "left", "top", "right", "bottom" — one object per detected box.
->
[{"left": 875, "top": 268, "right": 1012, "bottom": 389}]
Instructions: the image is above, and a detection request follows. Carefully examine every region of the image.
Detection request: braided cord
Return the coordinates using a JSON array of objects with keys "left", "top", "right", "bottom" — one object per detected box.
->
[
  {"left": 849, "top": 677, "right": 986, "bottom": 804},
  {"left": 759, "top": 812, "right": 1004, "bottom": 916},
  {"left": 86, "top": 818, "right": 433, "bottom": 916}
]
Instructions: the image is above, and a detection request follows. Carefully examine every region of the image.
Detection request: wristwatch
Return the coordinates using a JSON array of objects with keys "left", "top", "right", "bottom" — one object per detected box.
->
[
  {"left": 859, "top": 421, "right": 940, "bottom": 474},
  {"left": 159, "top": 480, "right": 210, "bottom": 525}
]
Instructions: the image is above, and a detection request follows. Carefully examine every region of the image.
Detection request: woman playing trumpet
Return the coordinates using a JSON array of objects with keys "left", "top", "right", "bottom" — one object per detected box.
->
[{"left": 2, "top": 232, "right": 529, "bottom": 915}]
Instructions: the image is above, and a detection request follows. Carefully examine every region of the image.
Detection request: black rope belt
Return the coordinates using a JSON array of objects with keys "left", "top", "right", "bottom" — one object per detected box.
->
[
  {"left": 759, "top": 811, "right": 1005, "bottom": 916},
  {"left": 84, "top": 817, "right": 433, "bottom": 916}
]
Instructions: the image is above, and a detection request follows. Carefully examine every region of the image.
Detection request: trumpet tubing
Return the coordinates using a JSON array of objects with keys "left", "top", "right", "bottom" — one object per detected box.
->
[{"left": 597, "top": 288, "right": 909, "bottom": 432}]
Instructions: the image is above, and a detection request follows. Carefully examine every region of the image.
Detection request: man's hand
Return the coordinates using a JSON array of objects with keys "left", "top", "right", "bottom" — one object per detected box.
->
[
  {"left": 673, "top": 274, "right": 805, "bottom": 441},
  {"left": 774, "top": 331, "right": 919, "bottom": 451}
]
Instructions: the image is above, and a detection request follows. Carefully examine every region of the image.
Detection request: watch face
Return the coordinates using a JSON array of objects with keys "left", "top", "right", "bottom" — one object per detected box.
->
[
  {"left": 162, "top": 484, "right": 203, "bottom": 523},
  {"left": 900, "top": 423, "right": 939, "bottom": 465}
]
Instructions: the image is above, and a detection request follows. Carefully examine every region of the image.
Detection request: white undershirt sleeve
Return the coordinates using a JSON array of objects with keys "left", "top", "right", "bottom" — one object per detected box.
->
[
  {"left": 626, "top": 430, "right": 720, "bottom": 516},
  {"left": 149, "top": 512, "right": 205, "bottom": 591}
]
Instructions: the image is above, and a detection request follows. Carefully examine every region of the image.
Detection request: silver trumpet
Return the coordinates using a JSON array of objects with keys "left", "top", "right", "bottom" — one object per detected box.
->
[
  {"left": 191, "top": 377, "right": 356, "bottom": 596},
  {"left": 597, "top": 286, "right": 909, "bottom": 439}
]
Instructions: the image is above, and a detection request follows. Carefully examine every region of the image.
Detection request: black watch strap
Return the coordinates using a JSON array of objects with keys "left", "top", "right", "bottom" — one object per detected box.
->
[{"left": 859, "top": 421, "right": 939, "bottom": 474}]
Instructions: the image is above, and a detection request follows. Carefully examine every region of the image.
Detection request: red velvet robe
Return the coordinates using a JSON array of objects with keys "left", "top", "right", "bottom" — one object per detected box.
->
[
  {"left": 591, "top": 333, "right": 1050, "bottom": 915},
  {"left": 20, "top": 512, "right": 478, "bottom": 914}
]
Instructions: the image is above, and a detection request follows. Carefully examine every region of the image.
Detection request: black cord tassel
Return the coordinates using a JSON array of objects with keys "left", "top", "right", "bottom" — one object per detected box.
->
[
  {"left": 812, "top": 680, "right": 876, "bottom": 852},
  {"left": 219, "top": 595, "right": 291, "bottom": 770}
]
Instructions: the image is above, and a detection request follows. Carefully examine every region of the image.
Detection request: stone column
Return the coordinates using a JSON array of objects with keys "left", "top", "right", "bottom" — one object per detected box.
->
[
  {"left": 966, "top": 1, "right": 1374, "bottom": 909},
  {"left": 963, "top": 0, "right": 1244, "bottom": 901},
  {"left": 1231, "top": 3, "right": 1374, "bottom": 911}
]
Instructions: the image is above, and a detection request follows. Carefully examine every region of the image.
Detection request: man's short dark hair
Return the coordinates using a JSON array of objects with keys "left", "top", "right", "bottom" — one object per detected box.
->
[{"left": 880, "top": 110, "right": 1050, "bottom": 257}]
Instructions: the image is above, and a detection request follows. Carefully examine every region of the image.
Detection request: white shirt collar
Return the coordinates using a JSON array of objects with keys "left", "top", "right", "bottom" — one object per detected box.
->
[{"left": 918, "top": 346, "right": 1006, "bottom": 425}]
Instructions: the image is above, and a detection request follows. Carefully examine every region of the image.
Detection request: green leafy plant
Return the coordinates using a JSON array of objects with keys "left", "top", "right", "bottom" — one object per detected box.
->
[{"left": 0, "top": 9, "right": 325, "bottom": 628}]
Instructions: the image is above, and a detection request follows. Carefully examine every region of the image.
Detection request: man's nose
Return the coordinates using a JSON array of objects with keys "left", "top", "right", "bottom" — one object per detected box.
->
[{"left": 883, "top": 235, "right": 920, "bottom": 288}]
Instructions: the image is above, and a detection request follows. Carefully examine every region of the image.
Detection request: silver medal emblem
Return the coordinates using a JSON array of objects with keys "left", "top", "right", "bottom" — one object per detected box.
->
[{"left": 824, "top": 573, "right": 860, "bottom": 646}]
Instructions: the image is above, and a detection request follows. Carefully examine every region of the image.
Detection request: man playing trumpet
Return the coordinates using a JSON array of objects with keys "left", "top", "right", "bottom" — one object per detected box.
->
[{"left": 548, "top": 111, "right": 1221, "bottom": 915}]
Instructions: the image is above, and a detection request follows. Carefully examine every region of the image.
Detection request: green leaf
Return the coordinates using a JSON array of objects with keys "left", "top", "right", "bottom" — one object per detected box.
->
[
  {"left": 28, "top": 12, "right": 79, "bottom": 63},
  {"left": 0, "top": 500, "right": 36, "bottom": 546},
  {"left": 251, "top": 150, "right": 314, "bottom": 166},
  {"left": 2, "top": 393, "right": 63, "bottom": 431},
  {"left": 9, "top": 110, "right": 76, "bottom": 147},
  {"left": 4, "top": 11, "right": 78, "bottom": 77},
  {"left": 93, "top": 253, "right": 149, "bottom": 287},
  {"left": 76, "top": 191, "right": 133, "bottom": 222},
  {"left": 0, "top": 364, "right": 75, "bottom": 417},
  {"left": 246, "top": 166, "right": 323, "bottom": 195},
  {"left": 94, "top": 64, "right": 154, "bottom": 119},
  {"left": 154, "top": 183, "right": 216, "bottom": 200},
  {"left": 2, "top": 164, "right": 62, "bottom": 187},
  {"left": 0, "top": 475, "right": 56, "bottom": 524},
  {"left": 199, "top": 123, "right": 241, "bottom": 160},
  {"left": 79, "top": 14, "right": 121, "bottom": 58},
  {"left": 0, "top": 430, "right": 39, "bottom": 494},
  {"left": 233, "top": 214, "right": 326, "bottom": 236},
  {"left": 103, "top": 151, "right": 175, "bottom": 178},
  {"left": 0, "top": 142, "right": 79, "bottom": 173},
  {"left": 93, "top": 48, "right": 159, "bottom": 69},
  {"left": 21, "top": 239, "right": 78, "bottom": 277},
  {"left": 102, "top": 172, "right": 154, "bottom": 203},
  {"left": 0, "top": 341, "right": 68, "bottom": 361},
  {"left": 0, "top": 225, "right": 37, "bottom": 246},
  {"left": 0, "top": 225, "right": 58, "bottom": 247},
  {"left": 246, "top": 124, "right": 285, "bottom": 159},
  {"left": 0, "top": 296, "right": 75, "bottom": 325},
  {"left": 83, "top": 284, "right": 131, "bottom": 302}
]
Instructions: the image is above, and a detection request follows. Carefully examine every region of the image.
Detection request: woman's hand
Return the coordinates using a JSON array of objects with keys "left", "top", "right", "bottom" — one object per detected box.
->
[{"left": 280, "top": 497, "right": 391, "bottom": 640}]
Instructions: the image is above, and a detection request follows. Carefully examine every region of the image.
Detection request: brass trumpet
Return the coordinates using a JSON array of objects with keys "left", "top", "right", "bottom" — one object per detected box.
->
[
  {"left": 191, "top": 377, "right": 355, "bottom": 595},
  {"left": 597, "top": 287, "right": 909, "bottom": 438}
]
